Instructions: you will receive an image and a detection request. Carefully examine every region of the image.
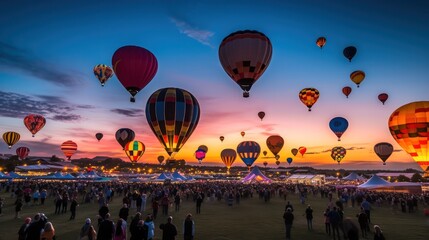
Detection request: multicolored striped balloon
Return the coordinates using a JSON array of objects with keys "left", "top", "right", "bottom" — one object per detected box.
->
[
  {"left": 16, "top": 147, "right": 30, "bottom": 160},
  {"left": 350, "top": 70, "right": 365, "bottom": 87},
  {"left": 24, "top": 114, "right": 46, "bottom": 137},
  {"left": 237, "top": 141, "right": 261, "bottom": 168},
  {"left": 124, "top": 140, "right": 145, "bottom": 163},
  {"left": 93, "top": 64, "right": 114, "bottom": 86},
  {"left": 299, "top": 88, "right": 320, "bottom": 111},
  {"left": 61, "top": 140, "right": 77, "bottom": 160},
  {"left": 3, "top": 131, "right": 20, "bottom": 149},
  {"left": 331, "top": 146, "right": 346, "bottom": 164},
  {"left": 221, "top": 149, "right": 237, "bottom": 172},
  {"left": 374, "top": 142, "right": 393, "bottom": 165}
]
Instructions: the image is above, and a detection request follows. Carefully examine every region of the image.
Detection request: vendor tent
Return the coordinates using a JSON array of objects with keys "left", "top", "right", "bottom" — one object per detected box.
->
[
  {"left": 343, "top": 172, "right": 366, "bottom": 181},
  {"left": 357, "top": 175, "right": 390, "bottom": 189},
  {"left": 241, "top": 166, "right": 272, "bottom": 183}
]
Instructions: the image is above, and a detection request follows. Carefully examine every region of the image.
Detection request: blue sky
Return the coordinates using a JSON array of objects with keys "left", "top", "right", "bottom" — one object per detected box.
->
[{"left": 0, "top": 0, "right": 428, "bottom": 170}]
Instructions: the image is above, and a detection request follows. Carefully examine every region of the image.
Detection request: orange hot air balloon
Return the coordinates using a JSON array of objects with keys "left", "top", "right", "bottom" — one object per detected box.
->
[
  {"left": 350, "top": 70, "right": 365, "bottom": 88},
  {"left": 298, "top": 146, "right": 307, "bottom": 157},
  {"left": 219, "top": 30, "right": 272, "bottom": 98},
  {"left": 378, "top": 93, "right": 388, "bottom": 105},
  {"left": 61, "top": 140, "right": 77, "bottom": 160},
  {"left": 241, "top": 131, "right": 245, "bottom": 137},
  {"left": 342, "top": 86, "right": 352, "bottom": 98},
  {"left": 221, "top": 148, "right": 237, "bottom": 172},
  {"left": 219, "top": 136, "right": 225, "bottom": 142},
  {"left": 316, "top": 37, "right": 326, "bottom": 49},
  {"left": 24, "top": 114, "right": 46, "bottom": 137},
  {"left": 291, "top": 148, "right": 298, "bottom": 156},
  {"left": 299, "top": 88, "right": 320, "bottom": 111},
  {"left": 93, "top": 64, "right": 114, "bottom": 87},
  {"left": 258, "top": 111, "right": 265, "bottom": 120},
  {"left": 158, "top": 155, "right": 165, "bottom": 164},
  {"left": 388, "top": 101, "right": 429, "bottom": 172},
  {"left": 266, "top": 135, "right": 284, "bottom": 157}
]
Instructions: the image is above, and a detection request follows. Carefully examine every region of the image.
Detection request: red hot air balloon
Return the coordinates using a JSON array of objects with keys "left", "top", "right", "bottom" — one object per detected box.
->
[
  {"left": 258, "top": 111, "right": 265, "bottom": 121},
  {"left": 24, "top": 114, "right": 46, "bottom": 137},
  {"left": 61, "top": 140, "right": 77, "bottom": 160},
  {"left": 112, "top": 46, "right": 158, "bottom": 102},
  {"left": 316, "top": 37, "right": 326, "bottom": 49},
  {"left": 298, "top": 146, "right": 307, "bottom": 157},
  {"left": 378, "top": 93, "right": 388, "bottom": 105},
  {"left": 16, "top": 147, "right": 30, "bottom": 160},
  {"left": 342, "top": 86, "right": 352, "bottom": 98},
  {"left": 219, "top": 30, "right": 272, "bottom": 98}
]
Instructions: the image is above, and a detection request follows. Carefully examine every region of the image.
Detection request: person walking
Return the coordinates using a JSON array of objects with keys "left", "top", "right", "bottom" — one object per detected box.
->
[
  {"left": 79, "top": 218, "right": 92, "bottom": 239},
  {"left": 305, "top": 205, "right": 313, "bottom": 231},
  {"left": 183, "top": 213, "right": 195, "bottom": 240},
  {"left": 130, "top": 212, "right": 142, "bottom": 240},
  {"left": 113, "top": 219, "right": 126, "bottom": 240},
  {"left": 119, "top": 204, "right": 129, "bottom": 223},
  {"left": 159, "top": 216, "right": 178, "bottom": 240},
  {"left": 15, "top": 198, "right": 23, "bottom": 219},
  {"left": 283, "top": 208, "right": 294, "bottom": 240}
]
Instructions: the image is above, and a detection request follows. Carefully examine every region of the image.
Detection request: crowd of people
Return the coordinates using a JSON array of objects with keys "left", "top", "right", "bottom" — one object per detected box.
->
[{"left": 0, "top": 180, "right": 428, "bottom": 239}]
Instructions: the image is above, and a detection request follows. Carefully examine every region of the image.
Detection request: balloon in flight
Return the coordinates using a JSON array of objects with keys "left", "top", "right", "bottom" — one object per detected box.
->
[
  {"left": 329, "top": 117, "right": 349, "bottom": 141},
  {"left": 158, "top": 155, "right": 165, "bottom": 164},
  {"left": 374, "top": 142, "right": 394, "bottom": 165},
  {"left": 331, "top": 146, "right": 346, "bottom": 164},
  {"left": 95, "top": 133, "right": 103, "bottom": 142},
  {"left": 342, "top": 86, "right": 352, "bottom": 98},
  {"left": 195, "top": 148, "right": 206, "bottom": 164},
  {"left": 316, "top": 37, "right": 326, "bottom": 49},
  {"left": 93, "top": 64, "right": 114, "bottom": 87},
  {"left": 124, "top": 140, "right": 145, "bottom": 163},
  {"left": 291, "top": 148, "right": 298, "bottom": 156},
  {"left": 298, "top": 146, "right": 307, "bottom": 157},
  {"left": 286, "top": 157, "right": 293, "bottom": 165},
  {"left": 2, "top": 131, "right": 20, "bottom": 149},
  {"left": 221, "top": 148, "right": 237, "bottom": 172},
  {"left": 378, "top": 93, "right": 388, "bottom": 105},
  {"left": 61, "top": 140, "right": 77, "bottom": 160},
  {"left": 237, "top": 141, "right": 261, "bottom": 169},
  {"left": 343, "top": 46, "right": 357, "bottom": 62},
  {"left": 24, "top": 114, "right": 46, "bottom": 137},
  {"left": 299, "top": 88, "right": 320, "bottom": 111},
  {"left": 258, "top": 111, "right": 265, "bottom": 120},
  {"left": 16, "top": 147, "right": 30, "bottom": 160},
  {"left": 219, "top": 136, "right": 225, "bottom": 142},
  {"left": 350, "top": 70, "right": 365, "bottom": 88},
  {"left": 115, "top": 128, "right": 135, "bottom": 150}
]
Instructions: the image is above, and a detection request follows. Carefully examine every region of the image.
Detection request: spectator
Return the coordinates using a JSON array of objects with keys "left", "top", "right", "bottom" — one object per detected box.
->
[
  {"left": 159, "top": 216, "right": 178, "bottom": 240},
  {"left": 40, "top": 222, "right": 55, "bottom": 240},
  {"left": 283, "top": 208, "right": 294, "bottom": 240},
  {"left": 18, "top": 217, "right": 31, "bottom": 240},
  {"left": 183, "top": 213, "right": 195, "bottom": 240},
  {"left": 374, "top": 225, "right": 386, "bottom": 240},
  {"left": 305, "top": 205, "right": 313, "bottom": 231}
]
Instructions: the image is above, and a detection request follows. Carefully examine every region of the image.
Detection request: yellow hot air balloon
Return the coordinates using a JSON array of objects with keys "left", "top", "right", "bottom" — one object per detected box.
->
[
  {"left": 299, "top": 88, "right": 320, "bottom": 111},
  {"left": 2, "top": 131, "right": 20, "bottom": 149},
  {"left": 221, "top": 148, "right": 237, "bottom": 173},
  {"left": 350, "top": 70, "right": 365, "bottom": 87},
  {"left": 124, "top": 140, "right": 145, "bottom": 163},
  {"left": 388, "top": 101, "right": 429, "bottom": 172}
]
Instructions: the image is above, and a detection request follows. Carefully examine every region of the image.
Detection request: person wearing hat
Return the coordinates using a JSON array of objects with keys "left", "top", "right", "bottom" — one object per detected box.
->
[
  {"left": 159, "top": 216, "right": 177, "bottom": 240},
  {"left": 283, "top": 208, "right": 294, "bottom": 240},
  {"left": 18, "top": 217, "right": 31, "bottom": 240},
  {"left": 373, "top": 225, "right": 386, "bottom": 240}
]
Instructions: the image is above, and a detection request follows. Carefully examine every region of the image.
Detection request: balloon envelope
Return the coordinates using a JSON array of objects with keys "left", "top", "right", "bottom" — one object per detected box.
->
[
  {"left": 221, "top": 148, "right": 237, "bottom": 170},
  {"left": 374, "top": 142, "right": 393, "bottom": 165},
  {"left": 329, "top": 117, "right": 349, "bottom": 141},
  {"left": 3, "top": 131, "right": 20, "bottom": 149},
  {"left": 388, "top": 101, "right": 429, "bottom": 172},
  {"left": 350, "top": 70, "right": 365, "bottom": 87},
  {"left": 195, "top": 148, "right": 206, "bottom": 163},
  {"left": 237, "top": 141, "right": 261, "bottom": 167},
  {"left": 61, "top": 140, "right": 77, "bottom": 160},
  {"left": 275, "top": 160, "right": 280, "bottom": 166},
  {"left": 378, "top": 93, "right": 388, "bottom": 105},
  {"left": 241, "top": 131, "right": 245, "bottom": 137},
  {"left": 342, "top": 86, "right": 352, "bottom": 98},
  {"left": 16, "top": 147, "right": 30, "bottom": 160},
  {"left": 95, "top": 133, "right": 103, "bottom": 141},
  {"left": 263, "top": 150, "right": 268, "bottom": 157},
  {"left": 158, "top": 155, "right": 165, "bottom": 164},
  {"left": 115, "top": 128, "right": 135, "bottom": 150},
  {"left": 219, "top": 30, "right": 272, "bottom": 98},
  {"left": 343, "top": 46, "right": 357, "bottom": 62},
  {"left": 24, "top": 114, "right": 46, "bottom": 137},
  {"left": 93, "top": 64, "right": 114, "bottom": 86},
  {"left": 316, "top": 37, "right": 326, "bottom": 49},
  {"left": 258, "top": 111, "right": 265, "bottom": 120},
  {"left": 146, "top": 88, "right": 200, "bottom": 158},
  {"left": 299, "top": 88, "right": 320, "bottom": 111},
  {"left": 220, "top": 136, "right": 224, "bottom": 142},
  {"left": 287, "top": 157, "right": 293, "bottom": 165},
  {"left": 112, "top": 46, "right": 158, "bottom": 102},
  {"left": 198, "top": 145, "right": 208, "bottom": 153},
  {"left": 331, "top": 146, "right": 346, "bottom": 164},
  {"left": 291, "top": 148, "right": 298, "bottom": 156},
  {"left": 266, "top": 135, "right": 284, "bottom": 156},
  {"left": 263, "top": 161, "right": 268, "bottom": 167},
  {"left": 298, "top": 146, "right": 307, "bottom": 157},
  {"left": 124, "top": 140, "right": 145, "bottom": 163}
]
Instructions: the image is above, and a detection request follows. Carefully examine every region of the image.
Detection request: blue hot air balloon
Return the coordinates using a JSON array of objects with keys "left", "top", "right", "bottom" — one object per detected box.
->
[
  {"left": 237, "top": 141, "right": 261, "bottom": 170},
  {"left": 287, "top": 157, "right": 293, "bottom": 165},
  {"left": 329, "top": 117, "right": 349, "bottom": 141}
]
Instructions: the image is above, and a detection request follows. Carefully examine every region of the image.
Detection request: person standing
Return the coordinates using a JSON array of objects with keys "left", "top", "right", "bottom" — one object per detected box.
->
[
  {"left": 183, "top": 214, "right": 195, "bottom": 240},
  {"left": 54, "top": 192, "right": 62, "bottom": 214},
  {"left": 113, "top": 219, "right": 126, "bottom": 240},
  {"left": 40, "top": 189, "right": 47, "bottom": 205},
  {"left": 174, "top": 194, "right": 181, "bottom": 212},
  {"left": 119, "top": 204, "right": 129, "bottom": 223},
  {"left": 97, "top": 213, "right": 115, "bottom": 240},
  {"left": 373, "top": 225, "right": 386, "bottom": 240},
  {"left": 40, "top": 222, "right": 55, "bottom": 240},
  {"left": 361, "top": 198, "right": 371, "bottom": 223},
  {"left": 283, "top": 208, "right": 294, "bottom": 240},
  {"left": 15, "top": 198, "right": 23, "bottom": 219},
  {"left": 79, "top": 218, "right": 92, "bottom": 239},
  {"left": 159, "top": 216, "right": 178, "bottom": 240},
  {"left": 62, "top": 192, "right": 69, "bottom": 214},
  {"left": 196, "top": 194, "right": 203, "bottom": 214},
  {"left": 323, "top": 208, "right": 331, "bottom": 236},
  {"left": 144, "top": 214, "right": 155, "bottom": 240},
  {"left": 328, "top": 207, "right": 341, "bottom": 240},
  {"left": 305, "top": 205, "right": 313, "bottom": 231},
  {"left": 70, "top": 197, "right": 78, "bottom": 220},
  {"left": 18, "top": 217, "right": 31, "bottom": 240},
  {"left": 357, "top": 207, "right": 369, "bottom": 238},
  {"left": 130, "top": 212, "right": 142, "bottom": 240}
]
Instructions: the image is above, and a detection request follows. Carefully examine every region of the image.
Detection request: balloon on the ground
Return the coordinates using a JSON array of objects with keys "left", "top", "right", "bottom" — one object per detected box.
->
[
  {"left": 291, "top": 148, "right": 298, "bottom": 156},
  {"left": 316, "top": 37, "right": 326, "bottom": 49},
  {"left": 299, "top": 88, "right": 320, "bottom": 111},
  {"left": 388, "top": 101, "right": 429, "bottom": 172},
  {"left": 93, "top": 64, "right": 114, "bottom": 87},
  {"left": 221, "top": 148, "right": 237, "bottom": 171},
  {"left": 146, "top": 88, "right": 200, "bottom": 158},
  {"left": 24, "top": 114, "right": 46, "bottom": 137},
  {"left": 158, "top": 155, "right": 165, "bottom": 164},
  {"left": 378, "top": 93, "right": 388, "bottom": 105},
  {"left": 219, "top": 30, "right": 272, "bottom": 98},
  {"left": 329, "top": 117, "right": 349, "bottom": 141},
  {"left": 258, "top": 111, "right": 265, "bottom": 120},
  {"left": 237, "top": 141, "right": 261, "bottom": 169},
  {"left": 342, "top": 86, "right": 352, "bottom": 98},
  {"left": 298, "top": 146, "right": 307, "bottom": 157},
  {"left": 61, "top": 140, "right": 77, "bottom": 160},
  {"left": 331, "top": 146, "right": 346, "bottom": 164},
  {"left": 16, "top": 147, "right": 30, "bottom": 160},
  {"left": 124, "top": 140, "right": 145, "bottom": 163},
  {"left": 115, "top": 128, "right": 135, "bottom": 150},
  {"left": 350, "top": 70, "right": 365, "bottom": 88},
  {"left": 3, "top": 131, "right": 20, "bottom": 149},
  {"left": 112, "top": 45, "right": 158, "bottom": 102},
  {"left": 374, "top": 142, "right": 393, "bottom": 165},
  {"left": 343, "top": 46, "right": 357, "bottom": 62},
  {"left": 287, "top": 157, "right": 293, "bottom": 165},
  {"left": 95, "top": 133, "right": 103, "bottom": 142}
]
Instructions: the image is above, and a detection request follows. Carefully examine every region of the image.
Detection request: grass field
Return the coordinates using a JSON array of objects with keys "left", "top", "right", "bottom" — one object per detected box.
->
[{"left": 1, "top": 191, "right": 428, "bottom": 240}]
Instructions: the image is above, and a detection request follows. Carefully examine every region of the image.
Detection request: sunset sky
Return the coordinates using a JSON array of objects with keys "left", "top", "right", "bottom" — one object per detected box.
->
[{"left": 0, "top": 0, "right": 428, "bottom": 170}]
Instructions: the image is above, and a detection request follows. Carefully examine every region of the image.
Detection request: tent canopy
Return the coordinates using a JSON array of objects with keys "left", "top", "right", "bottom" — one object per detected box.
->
[
  {"left": 343, "top": 172, "right": 366, "bottom": 181},
  {"left": 357, "top": 175, "right": 390, "bottom": 189},
  {"left": 241, "top": 166, "right": 272, "bottom": 183}
]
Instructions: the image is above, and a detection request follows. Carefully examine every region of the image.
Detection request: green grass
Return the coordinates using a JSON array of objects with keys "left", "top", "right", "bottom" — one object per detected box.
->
[{"left": 1, "top": 191, "right": 428, "bottom": 240}]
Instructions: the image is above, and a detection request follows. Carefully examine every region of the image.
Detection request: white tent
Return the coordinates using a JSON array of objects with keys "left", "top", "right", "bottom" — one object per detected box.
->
[
  {"left": 343, "top": 172, "right": 366, "bottom": 181},
  {"left": 357, "top": 175, "right": 390, "bottom": 189}
]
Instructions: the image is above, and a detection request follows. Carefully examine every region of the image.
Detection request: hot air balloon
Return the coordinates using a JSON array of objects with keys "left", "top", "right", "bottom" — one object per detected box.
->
[
  {"left": 124, "top": 140, "right": 145, "bottom": 163},
  {"left": 93, "top": 64, "right": 114, "bottom": 86},
  {"left": 263, "top": 150, "right": 268, "bottom": 157},
  {"left": 331, "top": 146, "right": 346, "bottom": 164},
  {"left": 287, "top": 157, "right": 293, "bottom": 165},
  {"left": 195, "top": 148, "right": 206, "bottom": 164},
  {"left": 316, "top": 37, "right": 326, "bottom": 49},
  {"left": 388, "top": 101, "right": 429, "bottom": 172},
  {"left": 16, "top": 147, "right": 30, "bottom": 160},
  {"left": 374, "top": 142, "right": 393, "bottom": 165},
  {"left": 61, "top": 140, "right": 77, "bottom": 160},
  {"left": 350, "top": 70, "right": 365, "bottom": 88},
  {"left": 378, "top": 93, "right": 388, "bottom": 105},
  {"left": 329, "top": 117, "right": 349, "bottom": 141},
  {"left": 263, "top": 161, "right": 268, "bottom": 167},
  {"left": 275, "top": 160, "right": 280, "bottom": 166},
  {"left": 343, "top": 46, "right": 357, "bottom": 62},
  {"left": 146, "top": 88, "right": 200, "bottom": 158},
  {"left": 198, "top": 145, "right": 208, "bottom": 153},
  {"left": 115, "top": 128, "right": 135, "bottom": 150},
  {"left": 95, "top": 133, "right": 103, "bottom": 142},
  {"left": 237, "top": 141, "right": 261, "bottom": 170},
  {"left": 112, "top": 45, "right": 158, "bottom": 102},
  {"left": 3, "top": 131, "right": 20, "bottom": 149},
  {"left": 342, "top": 86, "right": 352, "bottom": 98},
  {"left": 221, "top": 148, "right": 237, "bottom": 172},
  {"left": 158, "top": 155, "right": 165, "bottom": 165},
  {"left": 266, "top": 135, "right": 284, "bottom": 157},
  {"left": 298, "top": 146, "right": 307, "bottom": 157},
  {"left": 220, "top": 136, "right": 225, "bottom": 142},
  {"left": 24, "top": 114, "right": 46, "bottom": 137},
  {"left": 275, "top": 155, "right": 280, "bottom": 160},
  {"left": 219, "top": 30, "right": 272, "bottom": 98},
  {"left": 241, "top": 131, "right": 245, "bottom": 137},
  {"left": 258, "top": 111, "right": 265, "bottom": 121},
  {"left": 299, "top": 88, "right": 320, "bottom": 111},
  {"left": 291, "top": 148, "right": 298, "bottom": 156}
]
